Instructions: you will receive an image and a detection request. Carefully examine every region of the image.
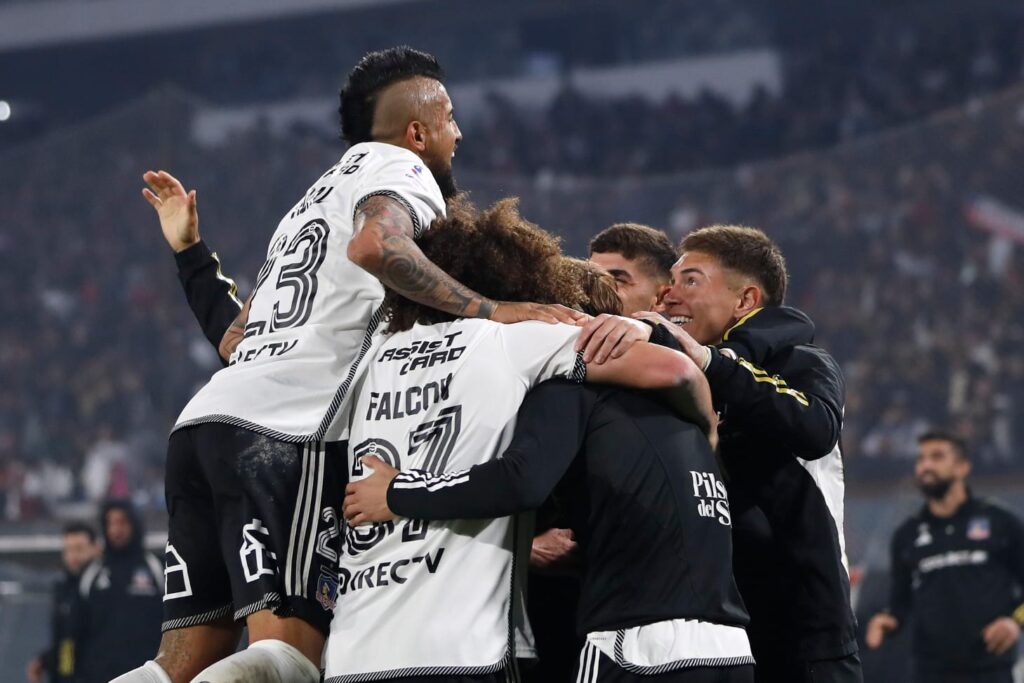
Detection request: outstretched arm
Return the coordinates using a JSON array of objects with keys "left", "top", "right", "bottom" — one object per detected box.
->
[{"left": 143, "top": 170, "right": 244, "bottom": 361}]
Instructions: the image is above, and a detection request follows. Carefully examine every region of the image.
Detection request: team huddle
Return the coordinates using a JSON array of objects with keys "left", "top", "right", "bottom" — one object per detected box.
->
[{"left": 116, "top": 47, "right": 860, "bottom": 683}]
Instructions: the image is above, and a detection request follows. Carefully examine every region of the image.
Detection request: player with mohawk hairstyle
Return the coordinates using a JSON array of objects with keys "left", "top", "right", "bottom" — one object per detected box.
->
[{"left": 121, "top": 47, "right": 584, "bottom": 683}]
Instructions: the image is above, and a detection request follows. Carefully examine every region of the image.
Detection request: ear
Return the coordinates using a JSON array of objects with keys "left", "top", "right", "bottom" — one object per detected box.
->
[
  {"left": 405, "top": 119, "right": 428, "bottom": 153},
  {"left": 958, "top": 457, "right": 972, "bottom": 480},
  {"left": 734, "top": 284, "right": 762, "bottom": 318},
  {"left": 652, "top": 284, "right": 671, "bottom": 312}
]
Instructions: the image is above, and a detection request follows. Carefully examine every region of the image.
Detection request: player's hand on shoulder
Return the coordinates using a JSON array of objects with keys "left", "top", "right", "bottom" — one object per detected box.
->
[
  {"left": 982, "top": 616, "right": 1021, "bottom": 655},
  {"left": 343, "top": 456, "right": 400, "bottom": 526},
  {"left": 865, "top": 612, "right": 899, "bottom": 649},
  {"left": 490, "top": 301, "right": 588, "bottom": 326},
  {"left": 576, "top": 314, "right": 652, "bottom": 364},
  {"left": 633, "top": 312, "right": 707, "bottom": 365},
  {"left": 142, "top": 170, "right": 200, "bottom": 253}
]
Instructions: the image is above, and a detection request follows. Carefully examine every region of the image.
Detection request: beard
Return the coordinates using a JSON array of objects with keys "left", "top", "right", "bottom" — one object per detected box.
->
[
  {"left": 428, "top": 162, "right": 458, "bottom": 201},
  {"left": 917, "top": 476, "right": 954, "bottom": 500}
]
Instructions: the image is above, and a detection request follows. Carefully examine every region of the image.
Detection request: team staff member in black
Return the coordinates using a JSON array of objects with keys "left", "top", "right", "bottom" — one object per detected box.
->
[
  {"left": 77, "top": 501, "right": 163, "bottom": 683},
  {"left": 27, "top": 522, "right": 100, "bottom": 683},
  {"left": 865, "top": 431, "right": 1024, "bottom": 683},
  {"left": 343, "top": 258, "right": 754, "bottom": 683},
  {"left": 641, "top": 225, "right": 861, "bottom": 683}
]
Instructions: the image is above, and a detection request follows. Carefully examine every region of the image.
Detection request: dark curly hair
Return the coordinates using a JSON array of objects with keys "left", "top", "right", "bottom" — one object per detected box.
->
[
  {"left": 559, "top": 258, "right": 623, "bottom": 317},
  {"left": 338, "top": 47, "right": 444, "bottom": 145},
  {"left": 384, "top": 198, "right": 587, "bottom": 333}
]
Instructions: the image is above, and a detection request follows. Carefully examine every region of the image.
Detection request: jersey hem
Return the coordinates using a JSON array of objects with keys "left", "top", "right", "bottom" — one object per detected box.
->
[
  {"left": 172, "top": 301, "right": 386, "bottom": 443},
  {"left": 324, "top": 657, "right": 506, "bottom": 682},
  {"left": 161, "top": 604, "right": 233, "bottom": 632}
]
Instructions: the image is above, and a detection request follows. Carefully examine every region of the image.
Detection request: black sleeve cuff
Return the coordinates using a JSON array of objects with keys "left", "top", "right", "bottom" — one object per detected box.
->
[
  {"left": 173, "top": 240, "right": 213, "bottom": 273},
  {"left": 640, "top": 320, "right": 683, "bottom": 352}
]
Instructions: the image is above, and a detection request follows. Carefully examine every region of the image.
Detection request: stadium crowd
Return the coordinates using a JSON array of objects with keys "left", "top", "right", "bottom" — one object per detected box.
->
[
  {"left": 458, "top": 9, "right": 1024, "bottom": 176},
  {"left": 0, "top": 9, "right": 1022, "bottom": 523}
]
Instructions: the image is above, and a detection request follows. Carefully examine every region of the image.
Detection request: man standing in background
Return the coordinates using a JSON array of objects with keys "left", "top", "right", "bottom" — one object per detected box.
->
[
  {"left": 866, "top": 431, "right": 1024, "bottom": 683},
  {"left": 26, "top": 522, "right": 99, "bottom": 683},
  {"left": 77, "top": 501, "right": 163, "bottom": 683}
]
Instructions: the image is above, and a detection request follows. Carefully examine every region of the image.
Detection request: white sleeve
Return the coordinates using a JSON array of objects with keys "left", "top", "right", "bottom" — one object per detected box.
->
[
  {"left": 498, "top": 321, "right": 586, "bottom": 388},
  {"left": 355, "top": 152, "right": 446, "bottom": 238}
]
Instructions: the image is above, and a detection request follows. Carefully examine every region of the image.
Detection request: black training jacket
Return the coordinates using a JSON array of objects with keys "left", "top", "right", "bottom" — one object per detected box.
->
[
  {"left": 387, "top": 380, "right": 750, "bottom": 637},
  {"left": 683, "top": 306, "right": 857, "bottom": 664},
  {"left": 888, "top": 494, "right": 1024, "bottom": 673}
]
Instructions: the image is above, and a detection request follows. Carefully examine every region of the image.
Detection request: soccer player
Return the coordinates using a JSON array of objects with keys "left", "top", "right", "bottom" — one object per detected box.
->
[
  {"left": 866, "top": 432, "right": 1024, "bottom": 683},
  {"left": 123, "top": 48, "right": 582, "bottom": 683},
  {"left": 325, "top": 199, "right": 715, "bottom": 682},
  {"left": 520, "top": 223, "right": 680, "bottom": 681},
  {"left": 639, "top": 225, "right": 862, "bottom": 682},
  {"left": 588, "top": 222, "right": 676, "bottom": 318},
  {"left": 343, "top": 257, "right": 754, "bottom": 683}
]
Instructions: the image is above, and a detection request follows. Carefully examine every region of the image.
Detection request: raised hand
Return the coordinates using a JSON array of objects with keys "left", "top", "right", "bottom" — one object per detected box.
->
[{"left": 142, "top": 170, "right": 200, "bottom": 252}]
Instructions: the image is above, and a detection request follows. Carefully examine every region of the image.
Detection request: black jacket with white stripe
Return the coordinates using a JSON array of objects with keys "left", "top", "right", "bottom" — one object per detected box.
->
[{"left": 700, "top": 306, "right": 857, "bottom": 664}]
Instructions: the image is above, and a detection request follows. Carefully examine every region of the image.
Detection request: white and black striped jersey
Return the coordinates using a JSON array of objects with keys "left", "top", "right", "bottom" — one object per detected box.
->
[
  {"left": 323, "top": 319, "right": 585, "bottom": 682},
  {"left": 174, "top": 142, "right": 445, "bottom": 442}
]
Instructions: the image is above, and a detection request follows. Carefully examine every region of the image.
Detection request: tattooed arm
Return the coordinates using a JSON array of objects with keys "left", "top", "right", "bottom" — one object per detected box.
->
[
  {"left": 347, "top": 195, "right": 584, "bottom": 324},
  {"left": 218, "top": 294, "right": 252, "bottom": 361}
]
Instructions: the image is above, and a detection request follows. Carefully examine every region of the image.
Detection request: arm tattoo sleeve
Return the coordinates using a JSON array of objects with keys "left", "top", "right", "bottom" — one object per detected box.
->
[
  {"left": 218, "top": 296, "right": 251, "bottom": 361},
  {"left": 355, "top": 195, "right": 496, "bottom": 319}
]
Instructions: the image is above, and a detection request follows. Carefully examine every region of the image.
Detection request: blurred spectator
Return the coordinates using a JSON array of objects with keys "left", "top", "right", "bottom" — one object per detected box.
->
[
  {"left": 865, "top": 432, "right": 1024, "bottom": 682},
  {"left": 0, "top": 6, "right": 1022, "bottom": 523},
  {"left": 76, "top": 501, "right": 162, "bottom": 683},
  {"left": 26, "top": 521, "right": 100, "bottom": 683}
]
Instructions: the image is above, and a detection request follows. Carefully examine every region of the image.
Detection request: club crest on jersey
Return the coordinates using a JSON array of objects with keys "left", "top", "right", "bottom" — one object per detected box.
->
[
  {"left": 915, "top": 523, "right": 933, "bottom": 547},
  {"left": 967, "top": 517, "right": 990, "bottom": 541},
  {"left": 316, "top": 568, "right": 339, "bottom": 611},
  {"left": 129, "top": 568, "right": 157, "bottom": 596}
]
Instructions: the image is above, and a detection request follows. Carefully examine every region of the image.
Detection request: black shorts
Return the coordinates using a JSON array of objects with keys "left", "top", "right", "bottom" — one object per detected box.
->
[
  {"left": 575, "top": 642, "right": 755, "bottom": 683},
  {"left": 162, "top": 422, "right": 345, "bottom": 635}
]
